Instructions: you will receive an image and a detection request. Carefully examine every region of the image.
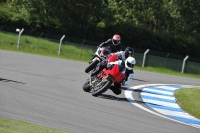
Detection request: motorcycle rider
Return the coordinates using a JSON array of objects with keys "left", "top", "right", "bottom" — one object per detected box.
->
[
  {"left": 108, "top": 56, "right": 136, "bottom": 95},
  {"left": 113, "top": 46, "right": 134, "bottom": 63},
  {"left": 99, "top": 34, "right": 122, "bottom": 53},
  {"left": 91, "top": 46, "right": 135, "bottom": 95},
  {"left": 89, "top": 34, "right": 121, "bottom": 63},
  {"left": 91, "top": 46, "right": 134, "bottom": 76}
]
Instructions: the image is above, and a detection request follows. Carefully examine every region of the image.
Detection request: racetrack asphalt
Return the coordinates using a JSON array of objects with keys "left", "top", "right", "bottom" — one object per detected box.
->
[{"left": 0, "top": 50, "right": 200, "bottom": 133}]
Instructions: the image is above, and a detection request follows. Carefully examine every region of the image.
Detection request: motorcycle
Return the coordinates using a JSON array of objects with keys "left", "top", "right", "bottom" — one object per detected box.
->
[
  {"left": 83, "top": 54, "right": 126, "bottom": 97},
  {"left": 85, "top": 46, "right": 111, "bottom": 73}
]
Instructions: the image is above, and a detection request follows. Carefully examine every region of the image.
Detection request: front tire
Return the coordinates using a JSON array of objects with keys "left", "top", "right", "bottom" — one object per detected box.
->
[
  {"left": 92, "top": 79, "right": 112, "bottom": 97},
  {"left": 85, "top": 59, "right": 99, "bottom": 73}
]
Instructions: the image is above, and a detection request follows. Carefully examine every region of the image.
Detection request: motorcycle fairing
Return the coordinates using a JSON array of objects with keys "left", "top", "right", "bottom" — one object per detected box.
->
[
  {"left": 101, "top": 64, "right": 125, "bottom": 83},
  {"left": 107, "top": 54, "right": 118, "bottom": 63}
]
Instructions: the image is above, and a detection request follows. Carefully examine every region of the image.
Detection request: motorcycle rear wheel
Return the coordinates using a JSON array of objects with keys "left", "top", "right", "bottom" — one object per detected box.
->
[
  {"left": 85, "top": 59, "right": 99, "bottom": 73},
  {"left": 83, "top": 78, "right": 91, "bottom": 92},
  {"left": 92, "top": 79, "right": 112, "bottom": 97}
]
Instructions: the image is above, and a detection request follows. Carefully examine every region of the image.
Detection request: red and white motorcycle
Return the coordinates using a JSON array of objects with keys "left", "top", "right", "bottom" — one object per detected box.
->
[{"left": 83, "top": 54, "right": 126, "bottom": 97}]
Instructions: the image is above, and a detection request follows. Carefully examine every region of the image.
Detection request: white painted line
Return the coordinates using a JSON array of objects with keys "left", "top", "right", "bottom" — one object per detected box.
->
[
  {"left": 141, "top": 92, "right": 175, "bottom": 100},
  {"left": 156, "top": 86, "right": 181, "bottom": 91},
  {"left": 191, "top": 124, "right": 200, "bottom": 128},
  {"left": 143, "top": 88, "right": 174, "bottom": 95},
  {"left": 154, "top": 108, "right": 198, "bottom": 120},
  {"left": 142, "top": 99, "right": 180, "bottom": 108},
  {"left": 125, "top": 84, "right": 185, "bottom": 123}
]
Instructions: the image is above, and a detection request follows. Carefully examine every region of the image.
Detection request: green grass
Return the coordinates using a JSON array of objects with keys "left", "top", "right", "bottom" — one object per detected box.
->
[
  {"left": 135, "top": 66, "right": 200, "bottom": 79},
  {"left": 0, "top": 31, "right": 95, "bottom": 62},
  {"left": 0, "top": 31, "right": 200, "bottom": 132},
  {"left": 174, "top": 87, "right": 200, "bottom": 119},
  {"left": 0, "top": 117, "right": 69, "bottom": 133}
]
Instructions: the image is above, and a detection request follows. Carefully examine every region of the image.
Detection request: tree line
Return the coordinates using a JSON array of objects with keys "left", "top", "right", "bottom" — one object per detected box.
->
[{"left": 0, "top": 0, "right": 200, "bottom": 60}]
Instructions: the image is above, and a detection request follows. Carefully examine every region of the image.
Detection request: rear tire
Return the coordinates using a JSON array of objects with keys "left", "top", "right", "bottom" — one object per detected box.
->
[
  {"left": 92, "top": 79, "right": 112, "bottom": 97},
  {"left": 83, "top": 78, "right": 91, "bottom": 92},
  {"left": 85, "top": 59, "right": 99, "bottom": 73}
]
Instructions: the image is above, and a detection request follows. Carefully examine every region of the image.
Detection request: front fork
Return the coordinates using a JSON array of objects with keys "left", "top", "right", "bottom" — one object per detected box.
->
[
  {"left": 90, "top": 75, "right": 114, "bottom": 91},
  {"left": 89, "top": 71, "right": 92, "bottom": 87}
]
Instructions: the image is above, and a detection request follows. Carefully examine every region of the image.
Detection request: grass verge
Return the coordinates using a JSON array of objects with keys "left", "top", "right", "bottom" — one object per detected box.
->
[
  {"left": 0, "top": 117, "right": 69, "bottom": 133},
  {"left": 135, "top": 66, "right": 200, "bottom": 79},
  {"left": 174, "top": 87, "right": 200, "bottom": 119}
]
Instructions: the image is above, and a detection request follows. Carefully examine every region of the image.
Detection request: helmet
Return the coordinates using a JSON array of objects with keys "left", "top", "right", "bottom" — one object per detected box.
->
[
  {"left": 124, "top": 47, "right": 134, "bottom": 58},
  {"left": 125, "top": 57, "right": 136, "bottom": 70},
  {"left": 112, "top": 34, "right": 121, "bottom": 46},
  {"left": 101, "top": 47, "right": 110, "bottom": 56}
]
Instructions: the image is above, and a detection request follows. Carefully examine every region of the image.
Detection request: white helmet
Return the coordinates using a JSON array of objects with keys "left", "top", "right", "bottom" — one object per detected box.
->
[{"left": 125, "top": 57, "right": 136, "bottom": 70}]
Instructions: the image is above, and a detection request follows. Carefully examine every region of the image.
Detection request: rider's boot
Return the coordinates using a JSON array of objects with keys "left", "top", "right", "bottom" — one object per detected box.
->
[{"left": 109, "top": 84, "right": 122, "bottom": 95}]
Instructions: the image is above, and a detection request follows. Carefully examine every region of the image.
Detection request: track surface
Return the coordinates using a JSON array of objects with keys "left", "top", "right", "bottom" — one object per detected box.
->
[{"left": 0, "top": 50, "right": 200, "bottom": 133}]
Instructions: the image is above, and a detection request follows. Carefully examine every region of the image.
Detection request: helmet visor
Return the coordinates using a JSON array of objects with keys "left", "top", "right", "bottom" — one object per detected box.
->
[
  {"left": 127, "top": 62, "right": 134, "bottom": 68},
  {"left": 113, "top": 40, "right": 120, "bottom": 45}
]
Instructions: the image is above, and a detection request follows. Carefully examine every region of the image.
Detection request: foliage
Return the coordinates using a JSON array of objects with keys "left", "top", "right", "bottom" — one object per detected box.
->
[{"left": 1, "top": 0, "right": 200, "bottom": 58}]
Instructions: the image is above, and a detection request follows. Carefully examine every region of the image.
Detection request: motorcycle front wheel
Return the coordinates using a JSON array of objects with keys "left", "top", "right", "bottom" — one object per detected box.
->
[
  {"left": 92, "top": 78, "right": 112, "bottom": 97},
  {"left": 85, "top": 59, "right": 99, "bottom": 73}
]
